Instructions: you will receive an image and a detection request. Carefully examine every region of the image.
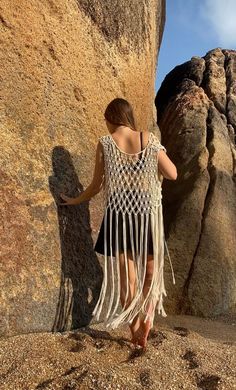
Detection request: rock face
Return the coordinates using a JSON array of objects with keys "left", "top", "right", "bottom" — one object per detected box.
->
[
  {"left": 0, "top": 0, "right": 166, "bottom": 337},
  {"left": 156, "top": 48, "right": 236, "bottom": 317}
]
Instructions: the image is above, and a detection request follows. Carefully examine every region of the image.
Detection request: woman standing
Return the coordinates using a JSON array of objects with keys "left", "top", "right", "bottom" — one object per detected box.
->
[{"left": 60, "top": 98, "right": 177, "bottom": 348}]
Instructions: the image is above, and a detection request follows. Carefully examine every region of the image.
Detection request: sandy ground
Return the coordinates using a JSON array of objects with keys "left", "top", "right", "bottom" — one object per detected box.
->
[{"left": 0, "top": 314, "right": 235, "bottom": 390}]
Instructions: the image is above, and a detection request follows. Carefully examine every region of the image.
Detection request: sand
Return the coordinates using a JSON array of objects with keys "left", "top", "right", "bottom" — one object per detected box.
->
[{"left": 0, "top": 314, "right": 235, "bottom": 390}]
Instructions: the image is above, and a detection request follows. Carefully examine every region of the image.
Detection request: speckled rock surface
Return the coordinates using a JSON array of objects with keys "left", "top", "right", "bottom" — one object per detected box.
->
[
  {"left": 155, "top": 48, "right": 236, "bottom": 317},
  {"left": 0, "top": 315, "right": 235, "bottom": 390},
  {"left": 0, "top": 0, "right": 166, "bottom": 337}
]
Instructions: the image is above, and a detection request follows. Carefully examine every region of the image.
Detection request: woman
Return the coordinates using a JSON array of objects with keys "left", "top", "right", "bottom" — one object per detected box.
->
[{"left": 60, "top": 98, "right": 177, "bottom": 348}]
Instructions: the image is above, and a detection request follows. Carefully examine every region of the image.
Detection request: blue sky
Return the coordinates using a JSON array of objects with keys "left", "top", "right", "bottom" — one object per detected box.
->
[{"left": 155, "top": 0, "right": 236, "bottom": 92}]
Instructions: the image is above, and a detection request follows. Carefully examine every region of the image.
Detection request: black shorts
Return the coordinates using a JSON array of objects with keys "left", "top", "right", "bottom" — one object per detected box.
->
[{"left": 93, "top": 207, "right": 154, "bottom": 257}]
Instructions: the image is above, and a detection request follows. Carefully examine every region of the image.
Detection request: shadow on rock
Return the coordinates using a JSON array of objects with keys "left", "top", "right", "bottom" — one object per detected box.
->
[{"left": 49, "top": 146, "right": 103, "bottom": 331}]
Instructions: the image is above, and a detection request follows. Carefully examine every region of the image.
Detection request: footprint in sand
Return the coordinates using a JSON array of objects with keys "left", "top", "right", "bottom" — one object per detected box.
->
[
  {"left": 149, "top": 330, "right": 167, "bottom": 347},
  {"left": 173, "top": 326, "right": 190, "bottom": 337},
  {"left": 139, "top": 369, "right": 153, "bottom": 387},
  {"left": 181, "top": 349, "right": 199, "bottom": 369},
  {"left": 196, "top": 373, "right": 221, "bottom": 390},
  {"left": 58, "top": 334, "right": 87, "bottom": 353}
]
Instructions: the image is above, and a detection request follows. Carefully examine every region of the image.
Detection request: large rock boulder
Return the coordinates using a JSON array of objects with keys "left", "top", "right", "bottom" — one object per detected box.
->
[
  {"left": 156, "top": 48, "right": 236, "bottom": 317},
  {"left": 0, "top": 0, "right": 166, "bottom": 337}
]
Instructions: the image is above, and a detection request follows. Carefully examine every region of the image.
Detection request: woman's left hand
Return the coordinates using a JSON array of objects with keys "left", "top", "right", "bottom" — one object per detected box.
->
[{"left": 59, "top": 193, "right": 77, "bottom": 206}]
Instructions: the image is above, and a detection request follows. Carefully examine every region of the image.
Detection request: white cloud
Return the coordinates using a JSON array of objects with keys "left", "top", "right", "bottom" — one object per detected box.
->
[{"left": 200, "top": 0, "right": 236, "bottom": 47}]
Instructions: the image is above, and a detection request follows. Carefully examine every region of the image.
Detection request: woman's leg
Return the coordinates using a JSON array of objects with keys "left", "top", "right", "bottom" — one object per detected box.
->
[
  {"left": 142, "top": 255, "right": 154, "bottom": 317},
  {"left": 136, "top": 254, "right": 154, "bottom": 347},
  {"left": 119, "top": 250, "right": 140, "bottom": 339}
]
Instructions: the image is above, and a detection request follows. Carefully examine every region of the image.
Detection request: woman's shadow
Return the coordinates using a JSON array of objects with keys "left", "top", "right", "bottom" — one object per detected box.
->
[{"left": 49, "top": 146, "right": 103, "bottom": 332}]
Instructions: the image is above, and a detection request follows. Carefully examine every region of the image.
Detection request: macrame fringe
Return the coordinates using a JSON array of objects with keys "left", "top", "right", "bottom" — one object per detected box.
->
[{"left": 92, "top": 202, "right": 175, "bottom": 330}]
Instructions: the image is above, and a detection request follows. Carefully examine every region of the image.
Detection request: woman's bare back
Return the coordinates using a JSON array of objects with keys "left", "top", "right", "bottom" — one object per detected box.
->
[
  {"left": 110, "top": 128, "right": 150, "bottom": 155},
  {"left": 110, "top": 127, "right": 177, "bottom": 180}
]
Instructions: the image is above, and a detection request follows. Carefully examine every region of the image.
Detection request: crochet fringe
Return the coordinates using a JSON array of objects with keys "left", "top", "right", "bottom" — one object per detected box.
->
[{"left": 92, "top": 202, "right": 175, "bottom": 329}]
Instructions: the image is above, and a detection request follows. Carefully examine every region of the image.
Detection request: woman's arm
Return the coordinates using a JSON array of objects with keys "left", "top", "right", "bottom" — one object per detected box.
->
[
  {"left": 59, "top": 140, "right": 105, "bottom": 205},
  {"left": 158, "top": 150, "right": 177, "bottom": 180}
]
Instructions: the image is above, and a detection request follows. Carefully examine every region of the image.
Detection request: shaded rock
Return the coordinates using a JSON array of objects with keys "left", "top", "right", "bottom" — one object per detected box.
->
[{"left": 155, "top": 48, "right": 236, "bottom": 317}]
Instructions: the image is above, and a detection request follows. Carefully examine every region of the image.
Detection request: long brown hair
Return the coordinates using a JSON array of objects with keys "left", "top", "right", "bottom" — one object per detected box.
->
[{"left": 104, "top": 98, "right": 137, "bottom": 131}]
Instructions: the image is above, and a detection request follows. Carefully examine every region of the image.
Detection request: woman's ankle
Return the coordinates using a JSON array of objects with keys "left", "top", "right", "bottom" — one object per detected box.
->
[{"left": 130, "top": 315, "right": 140, "bottom": 331}]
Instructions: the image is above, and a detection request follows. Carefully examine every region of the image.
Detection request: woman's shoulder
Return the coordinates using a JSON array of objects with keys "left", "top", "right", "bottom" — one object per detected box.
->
[
  {"left": 150, "top": 132, "right": 167, "bottom": 153},
  {"left": 98, "top": 134, "right": 109, "bottom": 144},
  {"left": 98, "top": 135, "right": 111, "bottom": 153}
]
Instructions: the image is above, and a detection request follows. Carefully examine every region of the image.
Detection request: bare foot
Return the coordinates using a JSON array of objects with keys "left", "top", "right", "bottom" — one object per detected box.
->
[
  {"left": 135, "top": 306, "right": 154, "bottom": 348},
  {"left": 135, "top": 318, "right": 152, "bottom": 348}
]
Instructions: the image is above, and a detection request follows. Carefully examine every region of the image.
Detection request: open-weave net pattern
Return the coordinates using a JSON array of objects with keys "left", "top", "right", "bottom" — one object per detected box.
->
[{"left": 92, "top": 132, "right": 175, "bottom": 329}]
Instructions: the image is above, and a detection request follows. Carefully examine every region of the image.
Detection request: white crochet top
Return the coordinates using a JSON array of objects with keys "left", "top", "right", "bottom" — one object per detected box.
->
[{"left": 92, "top": 132, "right": 175, "bottom": 329}]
